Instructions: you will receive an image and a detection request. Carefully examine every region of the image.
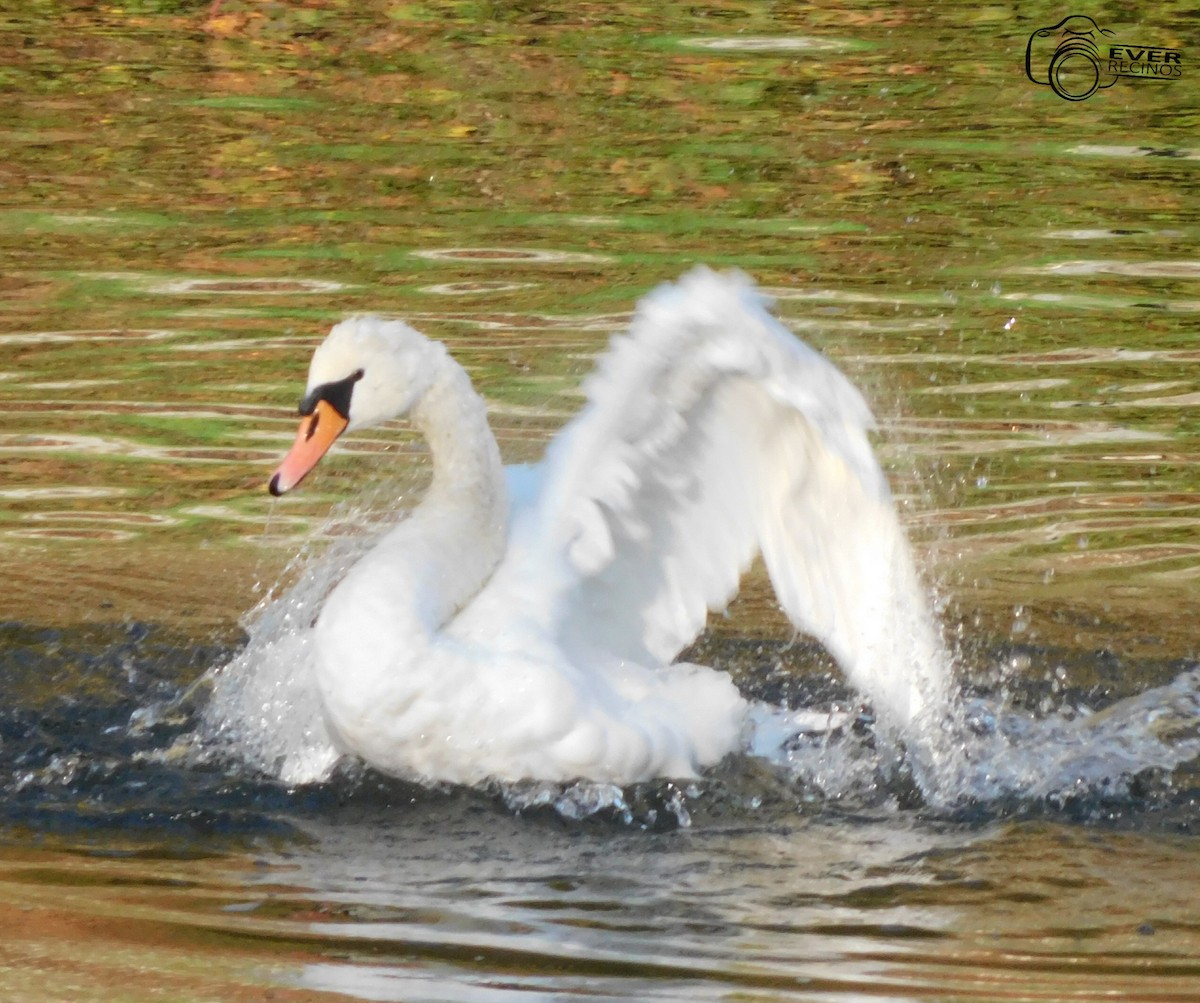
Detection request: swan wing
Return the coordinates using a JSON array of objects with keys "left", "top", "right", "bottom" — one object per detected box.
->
[{"left": 468, "top": 268, "right": 946, "bottom": 729}]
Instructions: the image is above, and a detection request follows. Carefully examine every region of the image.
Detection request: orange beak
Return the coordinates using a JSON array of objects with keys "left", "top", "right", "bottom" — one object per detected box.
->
[{"left": 268, "top": 399, "right": 349, "bottom": 496}]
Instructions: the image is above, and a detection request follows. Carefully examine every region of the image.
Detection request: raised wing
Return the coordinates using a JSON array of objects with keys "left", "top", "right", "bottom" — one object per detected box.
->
[{"left": 469, "top": 268, "right": 948, "bottom": 732}]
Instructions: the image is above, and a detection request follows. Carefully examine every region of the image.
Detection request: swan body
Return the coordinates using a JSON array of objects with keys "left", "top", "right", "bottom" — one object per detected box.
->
[{"left": 267, "top": 268, "right": 946, "bottom": 785}]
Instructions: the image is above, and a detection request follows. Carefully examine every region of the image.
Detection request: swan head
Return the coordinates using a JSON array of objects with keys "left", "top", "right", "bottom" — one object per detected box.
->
[{"left": 269, "top": 316, "right": 441, "bottom": 496}]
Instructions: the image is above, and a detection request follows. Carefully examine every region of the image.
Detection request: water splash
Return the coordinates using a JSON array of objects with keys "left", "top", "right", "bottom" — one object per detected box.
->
[
  {"left": 191, "top": 499, "right": 403, "bottom": 785},
  {"left": 745, "top": 670, "right": 1200, "bottom": 814},
  {"left": 941, "top": 669, "right": 1200, "bottom": 805},
  {"left": 191, "top": 495, "right": 1200, "bottom": 822}
]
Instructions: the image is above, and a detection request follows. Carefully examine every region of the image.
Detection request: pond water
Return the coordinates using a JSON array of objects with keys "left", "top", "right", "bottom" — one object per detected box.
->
[{"left": 2, "top": 2, "right": 1200, "bottom": 1000}]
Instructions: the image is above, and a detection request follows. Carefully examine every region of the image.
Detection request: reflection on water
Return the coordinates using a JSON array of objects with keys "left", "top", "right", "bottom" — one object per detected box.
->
[
  {"left": 150, "top": 276, "right": 352, "bottom": 295},
  {"left": 1017, "top": 259, "right": 1200, "bottom": 279},
  {"left": 0, "top": 328, "right": 179, "bottom": 345},
  {"left": 3, "top": 617, "right": 1200, "bottom": 1001},
  {"left": 1, "top": 615, "right": 1200, "bottom": 1001},
  {"left": 1069, "top": 143, "right": 1200, "bottom": 160},
  {"left": 3, "top": 1, "right": 1200, "bottom": 1000},
  {"left": 420, "top": 280, "right": 538, "bottom": 296},
  {"left": 412, "top": 247, "right": 612, "bottom": 264},
  {"left": 679, "top": 35, "right": 858, "bottom": 52}
]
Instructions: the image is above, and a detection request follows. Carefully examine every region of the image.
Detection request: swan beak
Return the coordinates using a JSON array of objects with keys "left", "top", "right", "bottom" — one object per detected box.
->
[{"left": 269, "top": 399, "right": 349, "bottom": 496}]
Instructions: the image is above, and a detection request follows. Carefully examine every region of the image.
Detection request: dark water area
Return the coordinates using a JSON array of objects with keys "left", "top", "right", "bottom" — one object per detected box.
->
[
  {"left": 4, "top": 618, "right": 1200, "bottom": 1001},
  {"left": 3, "top": 1, "right": 1200, "bottom": 999},
  {"left": 2, "top": 617, "right": 1199, "bottom": 840}
]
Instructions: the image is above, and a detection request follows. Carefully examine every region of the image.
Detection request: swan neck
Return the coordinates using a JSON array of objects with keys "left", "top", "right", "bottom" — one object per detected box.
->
[
  {"left": 412, "top": 351, "right": 505, "bottom": 524},
  {"left": 315, "top": 348, "right": 506, "bottom": 708}
]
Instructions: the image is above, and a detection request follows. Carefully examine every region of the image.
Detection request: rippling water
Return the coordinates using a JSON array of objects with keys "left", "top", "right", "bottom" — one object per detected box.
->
[
  {"left": 3, "top": 2, "right": 1200, "bottom": 1000},
  {"left": 4, "top": 616, "right": 1200, "bottom": 1001}
]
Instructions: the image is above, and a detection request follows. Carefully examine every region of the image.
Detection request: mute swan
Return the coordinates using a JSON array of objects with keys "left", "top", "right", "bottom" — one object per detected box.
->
[{"left": 267, "top": 267, "right": 946, "bottom": 785}]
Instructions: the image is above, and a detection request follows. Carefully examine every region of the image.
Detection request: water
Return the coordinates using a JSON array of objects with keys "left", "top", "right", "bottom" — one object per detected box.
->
[
  {"left": 3, "top": 2, "right": 1200, "bottom": 1000},
  {"left": 4, "top": 618, "right": 1200, "bottom": 1001}
]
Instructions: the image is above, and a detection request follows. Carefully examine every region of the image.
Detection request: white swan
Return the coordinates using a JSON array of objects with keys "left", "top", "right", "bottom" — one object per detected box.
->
[{"left": 266, "top": 267, "right": 947, "bottom": 786}]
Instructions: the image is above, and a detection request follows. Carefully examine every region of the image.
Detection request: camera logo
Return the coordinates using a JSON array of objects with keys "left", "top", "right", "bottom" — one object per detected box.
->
[
  {"left": 1026, "top": 15, "right": 1183, "bottom": 101},
  {"left": 1025, "top": 15, "right": 1116, "bottom": 100}
]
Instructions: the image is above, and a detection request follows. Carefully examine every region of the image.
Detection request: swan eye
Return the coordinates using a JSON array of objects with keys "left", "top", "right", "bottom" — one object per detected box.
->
[{"left": 300, "top": 368, "right": 365, "bottom": 419}]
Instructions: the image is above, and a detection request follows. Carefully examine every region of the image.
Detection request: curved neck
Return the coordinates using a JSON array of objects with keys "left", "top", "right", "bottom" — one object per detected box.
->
[
  {"left": 388, "top": 352, "right": 508, "bottom": 627},
  {"left": 412, "top": 353, "right": 506, "bottom": 527},
  {"left": 319, "top": 350, "right": 507, "bottom": 658}
]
